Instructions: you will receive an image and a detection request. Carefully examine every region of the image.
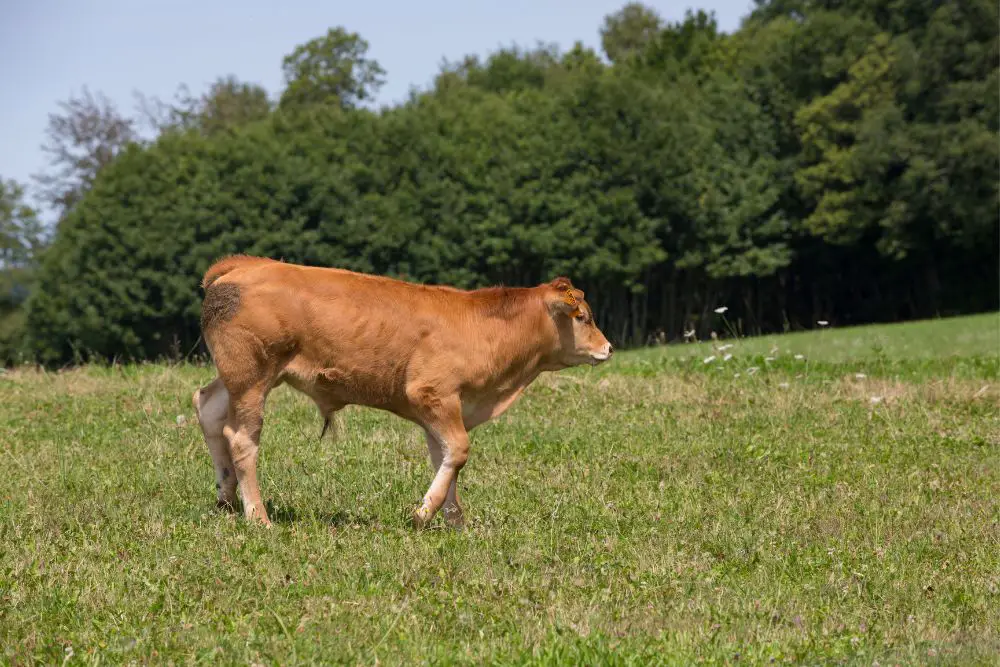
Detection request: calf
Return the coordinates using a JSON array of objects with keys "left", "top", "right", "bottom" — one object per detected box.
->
[{"left": 192, "top": 255, "right": 613, "bottom": 528}]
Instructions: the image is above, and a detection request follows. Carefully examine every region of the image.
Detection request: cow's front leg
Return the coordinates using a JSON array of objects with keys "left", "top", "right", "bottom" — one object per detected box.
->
[
  {"left": 413, "top": 405, "right": 469, "bottom": 530},
  {"left": 424, "top": 430, "right": 465, "bottom": 528}
]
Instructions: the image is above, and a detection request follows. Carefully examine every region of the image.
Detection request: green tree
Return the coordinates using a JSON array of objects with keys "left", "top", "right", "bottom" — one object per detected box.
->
[
  {"left": 434, "top": 43, "right": 561, "bottom": 94},
  {"left": 600, "top": 2, "right": 663, "bottom": 63},
  {"left": 0, "top": 178, "right": 45, "bottom": 363},
  {"left": 138, "top": 77, "right": 273, "bottom": 137},
  {"left": 0, "top": 179, "right": 42, "bottom": 270},
  {"left": 794, "top": 33, "right": 901, "bottom": 246},
  {"left": 638, "top": 9, "right": 723, "bottom": 77},
  {"left": 279, "top": 28, "right": 386, "bottom": 110}
]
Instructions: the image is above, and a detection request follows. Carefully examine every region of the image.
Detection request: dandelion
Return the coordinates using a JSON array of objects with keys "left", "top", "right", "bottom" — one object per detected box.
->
[
  {"left": 818, "top": 320, "right": 829, "bottom": 326},
  {"left": 794, "top": 354, "right": 805, "bottom": 361},
  {"left": 747, "top": 367, "right": 759, "bottom": 375},
  {"left": 723, "top": 353, "right": 733, "bottom": 362},
  {"left": 703, "top": 355, "right": 716, "bottom": 364},
  {"left": 714, "top": 306, "right": 728, "bottom": 314}
]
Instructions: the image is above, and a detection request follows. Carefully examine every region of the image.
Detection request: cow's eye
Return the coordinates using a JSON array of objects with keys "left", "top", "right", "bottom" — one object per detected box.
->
[{"left": 574, "top": 312, "right": 588, "bottom": 323}]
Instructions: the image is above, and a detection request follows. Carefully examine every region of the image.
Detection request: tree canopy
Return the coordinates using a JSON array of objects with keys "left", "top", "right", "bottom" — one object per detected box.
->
[
  {"left": 0, "top": 179, "right": 44, "bottom": 361},
  {"left": 279, "top": 28, "right": 386, "bottom": 111},
  {"left": 7, "top": 1, "right": 998, "bottom": 365}
]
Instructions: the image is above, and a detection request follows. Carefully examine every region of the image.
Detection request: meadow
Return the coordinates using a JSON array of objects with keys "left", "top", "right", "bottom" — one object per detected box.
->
[{"left": 1, "top": 313, "right": 997, "bottom": 665}]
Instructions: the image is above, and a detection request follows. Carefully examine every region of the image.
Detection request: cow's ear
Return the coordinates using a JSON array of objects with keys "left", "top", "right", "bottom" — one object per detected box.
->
[
  {"left": 545, "top": 278, "right": 584, "bottom": 316},
  {"left": 549, "top": 276, "right": 574, "bottom": 291},
  {"left": 548, "top": 277, "right": 584, "bottom": 301}
]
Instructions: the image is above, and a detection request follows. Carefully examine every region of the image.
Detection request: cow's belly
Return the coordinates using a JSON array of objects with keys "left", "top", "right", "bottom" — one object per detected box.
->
[
  {"left": 461, "top": 386, "right": 529, "bottom": 430},
  {"left": 280, "top": 353, "right": 407, "bottom": 413}
]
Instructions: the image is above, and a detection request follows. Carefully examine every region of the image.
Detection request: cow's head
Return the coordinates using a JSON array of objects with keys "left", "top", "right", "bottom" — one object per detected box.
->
[{"left": 543, "top": 277, "right": 613, "bottom": 367}]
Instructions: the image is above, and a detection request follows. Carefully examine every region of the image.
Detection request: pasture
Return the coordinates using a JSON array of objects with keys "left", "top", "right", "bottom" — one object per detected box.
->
[{"left": 1, "top": 313, "right": 998, "bottom": 664}]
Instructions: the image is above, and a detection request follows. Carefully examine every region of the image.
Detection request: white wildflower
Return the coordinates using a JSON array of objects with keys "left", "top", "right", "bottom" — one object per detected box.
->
[
  {"left": 855, "top": 373, "right": 867, "bottom": 380},
  {"left": 747, "top": 367, "right": 759, "bottom": 375},
  {"left": 764, "top": 356, "right": 775, "bottom": 363},
  {"left": 870, "top": 396, "right": 883, "bottom": 404},
  {"left": 717, "top": 343, "right": 733, "bottom": 351},
  {"left": 794, "top": 354, "right": 805, "bottom": 360},
  {"left": 683, "top": 329, "right": 696, "bottom": 339},
  {"left": 818, "top": 320, "right": 829, "bottom": 326},
  {"left": 703, "top": 355, "right": 716, "bottom": 364},
  {"left": 714, "top": 306, "right": 728, "bottom": 314},
  {"left": 734, "top": 373, "right": 741, "bottom": 378},
  {"left": 723, "top": 353, "right": 733, "bottom": 361},
  {"left": 778, "top": 382, "right": 790, "bottom": 389}
]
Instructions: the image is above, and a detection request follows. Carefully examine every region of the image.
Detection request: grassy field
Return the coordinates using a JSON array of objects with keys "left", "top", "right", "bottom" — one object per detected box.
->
[{"left": 1, "top": 313, "right": 998, "bottom": 665}]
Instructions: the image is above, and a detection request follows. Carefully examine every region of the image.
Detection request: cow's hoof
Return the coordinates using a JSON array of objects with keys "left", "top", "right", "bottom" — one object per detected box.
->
[
  {"left": 443, "top": 507, "right": 466, "bottom": 530},
  {"left": 215, "top": 499, "right": 238, "bottom": 513},
  {"left": 411, "top": 505, "right": 433, "bottom": 530},
  {"left": 241, "top": 503, "right": 272, "bottom": 528}
]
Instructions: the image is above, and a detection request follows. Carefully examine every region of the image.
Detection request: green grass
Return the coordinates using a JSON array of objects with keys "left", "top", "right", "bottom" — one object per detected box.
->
[
  {"left": 1, "top": 313, "right": 998, "bottom": 665},
  {"left": 614, "top": 312, "right": 1000, "bottom": 381}
]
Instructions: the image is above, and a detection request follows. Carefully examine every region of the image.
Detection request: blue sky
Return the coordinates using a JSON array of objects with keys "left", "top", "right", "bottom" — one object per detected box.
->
[{"left": 1, "top": 0, "right": 753, "bottom": 208}]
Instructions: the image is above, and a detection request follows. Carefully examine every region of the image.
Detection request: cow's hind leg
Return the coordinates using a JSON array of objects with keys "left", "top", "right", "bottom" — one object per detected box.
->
[
  {"left": 193, "top": 377, "right": 238, "bottom": 510},
  {"left": 224, "top": 383, "right": 272, "bottom": 526},
  {"left": 424, "top": 431, "right": 465, "bottom": 528}
]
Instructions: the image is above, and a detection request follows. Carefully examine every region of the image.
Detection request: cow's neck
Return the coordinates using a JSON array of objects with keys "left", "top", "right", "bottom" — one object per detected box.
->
[
  {"left": 463, "top": 332, "right": 552, "bottom": 428},
  {"left": 453, "top": 294, "right": 565, "bottom": 428},
  {"left": 474, "top": 301, "right": 558, "bottom": 392}
]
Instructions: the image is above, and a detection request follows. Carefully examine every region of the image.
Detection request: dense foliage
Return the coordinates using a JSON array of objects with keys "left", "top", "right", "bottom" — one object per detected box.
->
[
  {"left": 6, "top": 0, "right": 998, "bottom": 364},
  {"left": 0, "top": 179, "right": 44, "bottom": 361}
]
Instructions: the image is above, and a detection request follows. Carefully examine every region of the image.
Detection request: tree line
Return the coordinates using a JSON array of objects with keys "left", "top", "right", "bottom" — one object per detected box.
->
[{"left": 1, "top": 0, "right": 997, "bottom": 365}]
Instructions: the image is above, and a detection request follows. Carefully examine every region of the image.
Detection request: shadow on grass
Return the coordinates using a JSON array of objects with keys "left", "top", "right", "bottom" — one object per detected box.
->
[
  {"left": 205, "top": 499, "right": 447, "bottom": 531},
  {"left": 264, "top": 501, "right": 379, "bottom": 527},
  {"left": 204, "top": 498, "right": 379, "bottom": 527}
]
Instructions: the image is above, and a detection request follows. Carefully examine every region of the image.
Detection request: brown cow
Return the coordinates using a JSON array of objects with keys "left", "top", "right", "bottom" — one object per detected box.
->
[{"left": 192, "top": 255, "right": 613, "bottom": 528}]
